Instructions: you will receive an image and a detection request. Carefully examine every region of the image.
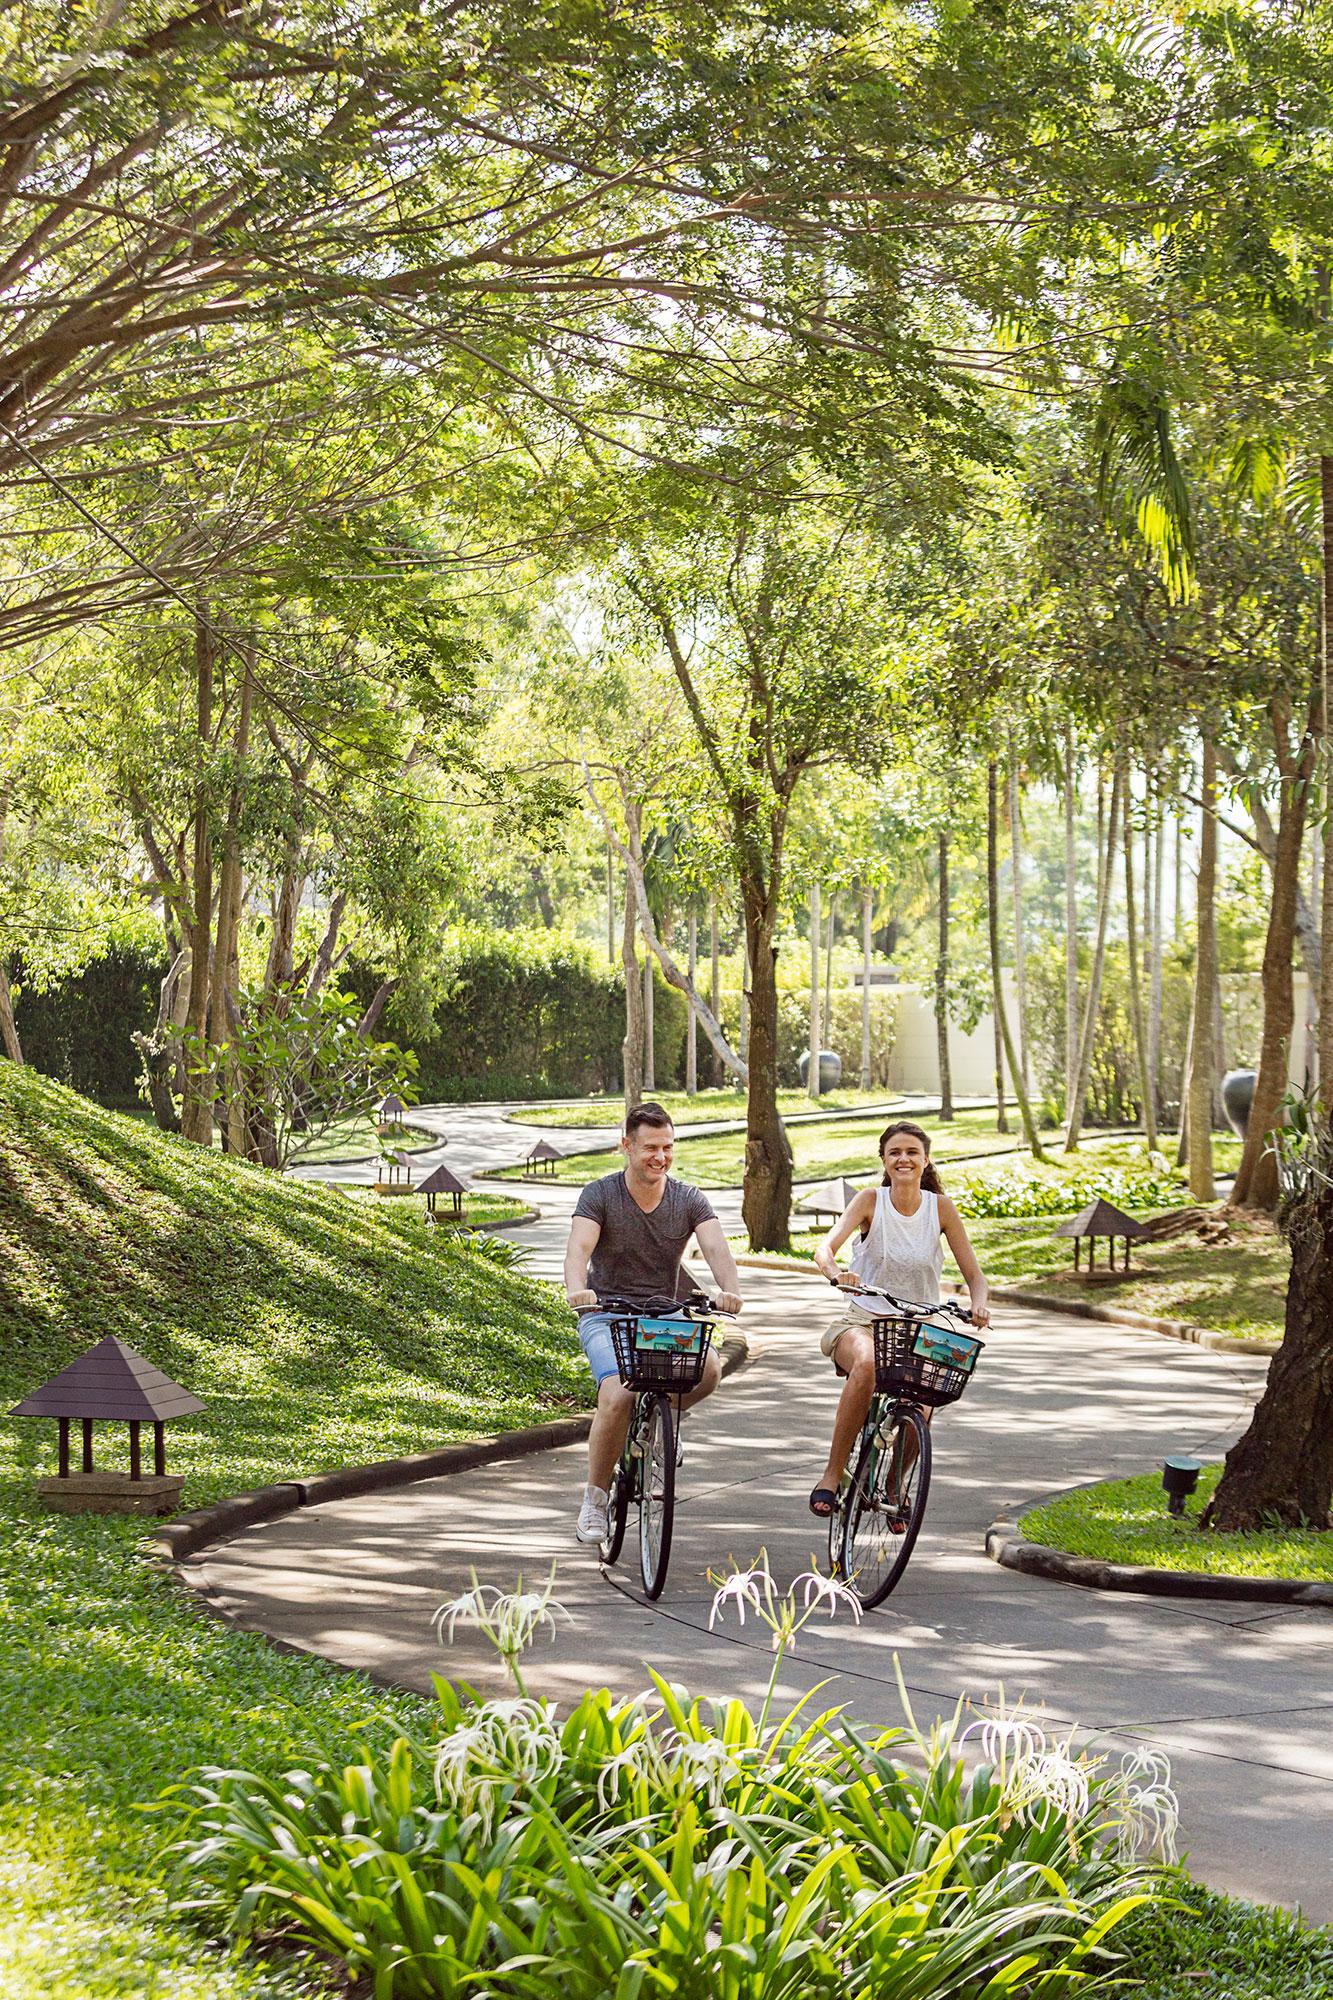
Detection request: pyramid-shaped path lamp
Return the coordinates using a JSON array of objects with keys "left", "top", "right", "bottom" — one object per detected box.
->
[
  {"left": 419, "top": 1162, "right": 469, "bottom": 1223},
  {"left": 1055, "top": 1198, "right": 1151, "bottom": 1281},
  {"left": 10, "top": 1337, "right": 204, "bottom": 1515}
]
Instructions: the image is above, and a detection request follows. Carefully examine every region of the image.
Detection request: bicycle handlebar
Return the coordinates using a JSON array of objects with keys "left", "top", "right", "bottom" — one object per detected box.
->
[
  {"left": 589, "top": 1289, "right": 738, "bottom": 1320},
  {"left": 829, "top": 1279, "right": 974, "bottom": 1324}
]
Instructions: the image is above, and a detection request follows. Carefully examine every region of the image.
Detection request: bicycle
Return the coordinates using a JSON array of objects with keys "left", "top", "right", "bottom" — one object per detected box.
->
[
  {"left": 827, "top": 1286, "right": 984, "bottom": 1609},
  {"left": 596, "top": 1290, "right": 729, "bottom": 1600}
]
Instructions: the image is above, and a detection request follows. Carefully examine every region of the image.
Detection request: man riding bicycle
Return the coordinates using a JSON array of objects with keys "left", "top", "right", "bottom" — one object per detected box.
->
[{"left": 564, "top": 1101, "right": 743, "bottom": 1545}]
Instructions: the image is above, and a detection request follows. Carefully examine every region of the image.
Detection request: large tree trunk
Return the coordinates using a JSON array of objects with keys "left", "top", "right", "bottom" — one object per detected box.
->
[
  {"left": 988, "top": 761, "right": 1043, "bottom": 1159},
  {"left": 1064, "top": 723, "right": 1078, "bottom": 1118},
  {"left": 1187, "top": 738, "right": 1218, "bottom": 1202},
  {"left": 1008, "top": 736, "right": 1029, "bottom": 1091},
  {"left": 0, "top": 963, "right": 22, "bottom": 1063},
  {"left": 824, "top": 890, "right": 836, "bottom": 1053},
  {"left": 642, "top": 953, "right": 655, "bottom": 1091},
  {"left": 1321, "top": 456, "right": 1333, "bottom": 1103},
  {"left": 180, "top": 609, "right": 217, "bottom": 1147},
  {"left": 1122, "top": 762, "right": 1157, "bottom": 1151},
  {"left": 685, "top": 906, "right": 698, "bottom": 1095},
  {"left": 935, "top": 832, "right": 953, "bottom": 1120},
  {"left": 1148, "top": 768, "right": 1165, "bottom": 1133},
  {"left": 741, "top": 877, "right": 793, "bottom": 1251},
  {"left": 212, "top": 656, "right": 253, "bottom": 1154},
  {"left": 860, "top": 884, "right": 873, "bottom": 1093},
  {"left": 709, "top": 898, "right": 722, "bottom": 1087},
  {"left": 1232, "top": 699, "right": 1317, "bottom": 1212},
  {"left": 1203, "top": 1168, "right": 1333, "bottom": 1532},
  {"left": 1065, "top": 763, "right": 1123, "bottom": 1152}
]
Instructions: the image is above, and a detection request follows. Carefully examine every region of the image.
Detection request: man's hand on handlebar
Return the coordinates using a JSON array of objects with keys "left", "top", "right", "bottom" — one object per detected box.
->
[
  {"left": 566, "top": 1288, "right": 597, "bottom": 1311},
  {"left": 713, "top": 1290, "right": 743, "bottom": 1316}
]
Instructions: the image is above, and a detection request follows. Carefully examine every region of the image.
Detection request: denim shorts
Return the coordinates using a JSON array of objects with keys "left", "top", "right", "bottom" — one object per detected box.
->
[{"left": 577, "top": 1310, "right": 624, "bottom": 1386}]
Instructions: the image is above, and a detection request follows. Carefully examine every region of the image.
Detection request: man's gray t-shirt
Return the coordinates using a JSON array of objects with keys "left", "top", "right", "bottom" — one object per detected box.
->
[{"left": 573, "top": 1172, "right": 716, "bottom": 1308}]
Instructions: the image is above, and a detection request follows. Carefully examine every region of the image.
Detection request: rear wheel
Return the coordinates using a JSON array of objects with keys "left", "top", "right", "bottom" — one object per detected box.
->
[
  {"left": 842, "top": 1405, "right": 931, "bottom": 1610},
  {"left": 639, "top": 1395, "right": 675, "bottom": 1599},
  {"left": 600, "top": 1461, "right": 629, "bottom": 1566}
]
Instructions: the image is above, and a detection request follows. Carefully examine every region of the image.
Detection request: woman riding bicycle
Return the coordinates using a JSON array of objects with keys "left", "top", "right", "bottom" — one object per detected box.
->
[{"left": 808, "top": 1120, "right": 990, "bottom": 1519}]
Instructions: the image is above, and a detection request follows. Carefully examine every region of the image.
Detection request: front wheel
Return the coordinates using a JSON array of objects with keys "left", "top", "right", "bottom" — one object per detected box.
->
[
  {"left": 842, "top": 1405, "right": 931, "bottom": 1610},
  {"left": 639, "top": 1395, "right": 676, "bottom": 1600},
  {"left": 600, "top": 1462, "right": 629, "bottom": 1566}
]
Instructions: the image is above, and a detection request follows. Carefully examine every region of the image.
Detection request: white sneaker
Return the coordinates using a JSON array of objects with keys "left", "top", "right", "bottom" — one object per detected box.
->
[{"left": 576, "top": 1485, "right": 609, "bottom": 1544}]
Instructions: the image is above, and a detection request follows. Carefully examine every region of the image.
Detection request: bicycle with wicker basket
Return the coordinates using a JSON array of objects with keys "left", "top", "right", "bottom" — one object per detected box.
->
[
  {"left": 827, "top": 1286, "right": 984, "bottom": 1609},
  {"left": 597, "top": 1289, "right": 728, "bottom": 1600}
]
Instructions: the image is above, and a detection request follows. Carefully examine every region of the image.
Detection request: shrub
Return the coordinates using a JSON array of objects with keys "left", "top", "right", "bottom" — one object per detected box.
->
[
  {"left": 951, "top": 1157, "right": 1188, "bottom": 1219},
  {"left": 14, "top": 942, "right": 165, "bottom": 1106},
  {"left": 179, "top": 1568, "right": 1169, "bottom": 2000}
]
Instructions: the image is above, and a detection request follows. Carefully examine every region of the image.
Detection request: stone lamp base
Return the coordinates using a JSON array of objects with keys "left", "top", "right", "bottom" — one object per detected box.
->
[{"left": 37, "top": 1470, "right": 184, "bottom": 1516}]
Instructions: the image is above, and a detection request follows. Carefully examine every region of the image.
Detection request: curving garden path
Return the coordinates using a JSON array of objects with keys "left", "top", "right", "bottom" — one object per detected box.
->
[{"left": 195, "top": 1110, "right": 1333, "bottom": 1919}]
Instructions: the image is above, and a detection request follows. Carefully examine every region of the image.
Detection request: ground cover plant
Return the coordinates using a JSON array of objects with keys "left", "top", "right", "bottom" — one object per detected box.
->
[
  {"left": 180, "top": 1566, "right": 1175, "bottom": 1998},
  {"left": 1020, "top": 1467, "right": 1333, "bottom": 1582},
  {"left": 291, "top": 1110, "right": 437, "bottom": 1164},
  {"left": 0, "top": 1065, "right": 587, "bottom": 1998}
]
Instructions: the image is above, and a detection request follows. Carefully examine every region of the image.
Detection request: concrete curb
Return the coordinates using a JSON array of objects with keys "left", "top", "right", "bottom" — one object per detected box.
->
[
  {"left": 985, "top": 1284, "right": 1275, "bottom": 1357},
  {"left": 985, "top": 1494, "right": 1333, "bottom": 1608},
  {"left": 151, "top": 1332, "right": 750, "bottom": 1566}
]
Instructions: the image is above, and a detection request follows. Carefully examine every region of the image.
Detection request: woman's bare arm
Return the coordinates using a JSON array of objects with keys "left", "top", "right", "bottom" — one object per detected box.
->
[
  {"left": 813, "top": 1188, "right": 878, "bottom": 1285},
  {"left": 939, "top": 1195, "right": 990, "bottom": 1327}
]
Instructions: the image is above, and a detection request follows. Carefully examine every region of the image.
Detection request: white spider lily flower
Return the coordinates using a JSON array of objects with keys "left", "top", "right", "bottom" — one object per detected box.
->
[
  {"left": 708, "top": 1564, "right": 772, "bottom": 1630},
  {"left": 961, "top": 1710, "right": 1048, "bottom": 1772},
  {"left": 792, "top": 1568, "right": 864, "bottom": 1625},
  {"left": 432, "top": 1696, "right": 564, "bottom": 1836},
  {"left": 433, "top": 1586, "right": 489, "bottom": 1645},
  {"left": 666, "top": 1735, "right": 745, "bottom": 1808},
  {"left": 1112, "top": 1748, "right": 1180, "bottom": 1864},
  {"left": 1007, "top": 1742, "right": 1094, "bottom": 1823}
]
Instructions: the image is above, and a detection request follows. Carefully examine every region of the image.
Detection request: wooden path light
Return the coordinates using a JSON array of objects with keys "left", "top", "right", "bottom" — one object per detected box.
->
[
  {"left": 376, "top": 1093, "right": 406, "bottom": 1135},
  {"left": 420, "top": 1162, "right": 469, "bottom": 1223},
  {"left": 1056, "top": 1198, "right": 1151, "bottom": 1279},
  {"left": 524, "top": 1140, "right": 562, "bottom": 1179},
  {"left": 374, "top": 1149, "right": 415, "bottom": 1194},
  {"left": 11, "top": 1336, "right": 203, "bottom": 1514}
]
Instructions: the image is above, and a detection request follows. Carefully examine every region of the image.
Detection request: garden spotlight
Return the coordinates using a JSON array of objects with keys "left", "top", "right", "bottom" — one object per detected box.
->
[{"left": 1162, "top": 1456, "right": 1202, "bottom": 1517}]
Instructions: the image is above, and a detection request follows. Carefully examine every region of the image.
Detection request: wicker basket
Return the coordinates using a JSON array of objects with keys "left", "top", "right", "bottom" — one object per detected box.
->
[
  {"left": 609, "top": 1314, "right": 714, "bottom": 1392},
  {"left": 870, "top": 1315, "right": 984, "bottom": 1409}
]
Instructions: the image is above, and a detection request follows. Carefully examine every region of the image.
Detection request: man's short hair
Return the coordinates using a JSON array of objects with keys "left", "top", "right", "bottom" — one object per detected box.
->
[{"left": 624, "top": 1101, "right": 674, "bottom": 1138}]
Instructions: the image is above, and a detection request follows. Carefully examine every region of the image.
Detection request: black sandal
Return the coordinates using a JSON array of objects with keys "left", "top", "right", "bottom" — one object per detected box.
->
[{"left": 809, "top": 1486, "right": 837, "bottom": 1517}]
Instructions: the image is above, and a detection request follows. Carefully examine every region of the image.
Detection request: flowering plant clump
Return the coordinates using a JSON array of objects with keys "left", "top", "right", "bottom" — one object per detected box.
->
[
  {"left": 178, "top": 1566, "right": 1176, "bottom": 1999},
  {"left": 953, "top": 1154, "right": 1188, "bottom": 1219}
]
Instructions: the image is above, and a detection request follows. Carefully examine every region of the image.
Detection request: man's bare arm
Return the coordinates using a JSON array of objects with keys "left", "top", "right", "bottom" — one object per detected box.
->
[
  {"left": 564, "top": 1215, "right": 602, "bottom": 1308},
  {"left": 693, "top": 1217, "right": 743, "bottom": 1314}
]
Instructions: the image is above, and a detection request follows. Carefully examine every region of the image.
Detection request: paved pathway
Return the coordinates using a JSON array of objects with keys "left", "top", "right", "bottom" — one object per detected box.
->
[{"left": 185, "top": 1189, "right": 1333, "bottom": 1920}]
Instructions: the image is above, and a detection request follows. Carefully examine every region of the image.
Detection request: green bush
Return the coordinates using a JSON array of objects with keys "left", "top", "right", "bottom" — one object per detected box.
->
[
  {"left": 951, "top": 1156, "right": 1189, "bottom": 1218},
  {"left": 181, "top": 1668, "right": 1163, "bottom": 1999},
  {"left": 391, "top": 928, "right": 686, "bottom": 1102}
]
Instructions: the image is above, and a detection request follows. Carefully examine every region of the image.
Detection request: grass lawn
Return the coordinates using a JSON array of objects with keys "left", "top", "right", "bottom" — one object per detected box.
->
[
  {"left": 509, "top": 1086, "right": 909, "bottom": 1128},
  {"left": 286, "top": 1110, "right": 436, "bottom": 1163},
  {"left": 499, "top": 1105, "right": 1081, "bottom": 1185},
  {"left": 1021, "top": 1465, "right": 1333, "bottom": 1582},
  {"left": 0, "top": 1065, "right": 590, "bottom": 1999},
  {"left": 748, "top": 1205, "right": 1284, "bottom": 1345}
]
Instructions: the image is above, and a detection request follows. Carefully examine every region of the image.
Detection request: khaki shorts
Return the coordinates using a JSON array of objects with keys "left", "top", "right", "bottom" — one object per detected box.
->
[{"left": 820, "top": 1304, "right": 875, "bottom": 1369}]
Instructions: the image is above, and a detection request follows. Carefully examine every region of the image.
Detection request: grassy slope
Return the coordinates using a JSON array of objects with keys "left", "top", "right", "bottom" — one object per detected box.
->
[{"left": 0, "top": 1066, "right": 588, "bottom": 1998}]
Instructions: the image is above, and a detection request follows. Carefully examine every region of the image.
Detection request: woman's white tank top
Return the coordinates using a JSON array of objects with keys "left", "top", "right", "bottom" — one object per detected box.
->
[{"left": 855, "top": 1187, "right": 943, "bottom": 1304}]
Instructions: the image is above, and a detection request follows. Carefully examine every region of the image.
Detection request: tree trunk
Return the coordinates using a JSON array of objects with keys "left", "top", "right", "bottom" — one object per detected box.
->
[
  {"left": 807, "top": 881, "right": 821, "bottom": 1099},
  {"left": 1008, "top": 735, "right": 1029, "bottom": 1091},
  {"left": 1307, "top": 817, "right": 1322, "bottom": 1089},
  {"left": 710, "top": 898, "right": 722, "bottom": 1087},
  {"left": 180, "top": 608, "right": 216, "bottom": 1147},
  {"left": 824, "top": 890, "right": 836, "bottom": 1055},
  {"left": 1064, "top": 722, "right": 1078, "bottom": 1119},
  {"left": 1174, "top": 805, "right": 1184, "bottom": 945},
  {"left": 213, "top": 656, "right": 253, "bottom": 1154},
  {"left": 860, "top": 884, "right": 873, "bottom": 1092},
  {"left": 1148, "top": 767, "right": 1165, "bottom": 1132},
  {"left": 742, "top": 880, "right": 793, "bottom": 1250},
  {"left": 1202, "top": 1170, "right": 1333, "bottom": 1531},
  {"left": 1122, "top": 763, "right": 1157, "bottom": 1150},
  {"left": 1065, "top": 763, "right": 1123, "bottom": 1152},
  {"left": 686, "top": 906, "right": 698, "bottom": 1095},
  {"left": 1231, "top": 700, "right": 1317, "bottom": 1211},
  {"left": 0, "top": 963, "right": 22, "bottom": 1062},
  {"left": 1312, "top": 456, "right": 1320, "bottom": 1104},
  {"left": 1175, "top": 983, "right": 1194, "bottom": 1169},
  {"left": 607, "top": 844, "right": 616, "bottom": 964},
  {"left": 642, "top": 953, "right": 655, "bottom": 1091},
  {"left": 935, "top": 830, "right": 954, "bottom": 1120},
  {"left": 622, "top": 865, "right": 644, "bottom": 1115},
  {"left": 1187, "top": 738, "right": 1218, "bottom": 1202},
  {"left": 988, "top": 761, "right": 1043, "bottom": 1158}
]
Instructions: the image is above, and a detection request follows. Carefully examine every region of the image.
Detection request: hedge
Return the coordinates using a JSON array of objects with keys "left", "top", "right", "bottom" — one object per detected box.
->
[
  {"left": 13, "top": 943, "right": 163, "bottom": 1107},
  {"left": 405, "top": 929, "right": 688, "bottom": 1102}
]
